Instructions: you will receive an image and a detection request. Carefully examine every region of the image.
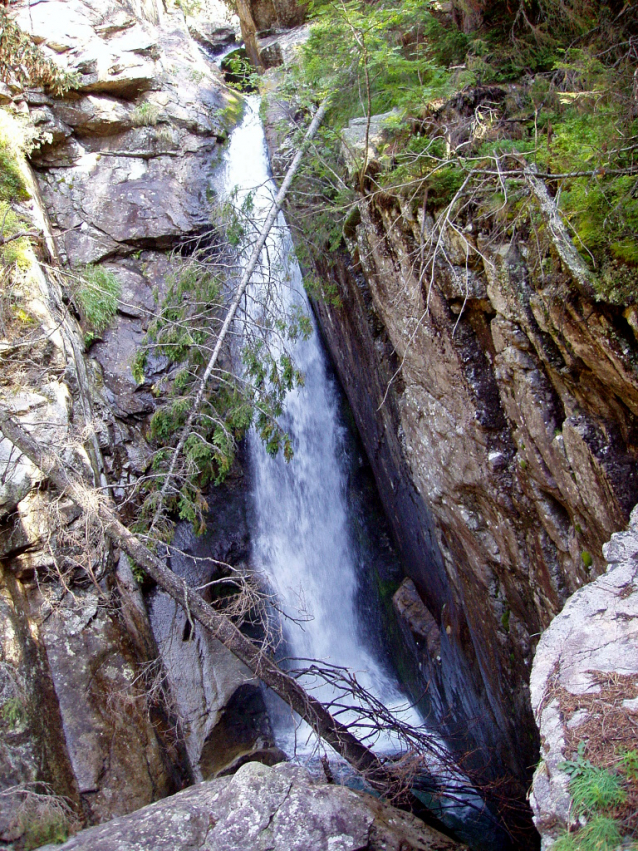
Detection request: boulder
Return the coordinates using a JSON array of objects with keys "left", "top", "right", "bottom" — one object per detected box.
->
[
  {"left": 42, "top": 761, "right": 467, "bottom": 851},
  {"left": 341, "top": 110, "right": 402, "bottom": 177},
  {"left": 50, "top": 95, "right": 134, "bottom": 137},
  {"left": 529, "top": 505, "right": 638, "bottom": 848},
  {"left": 188, "top": 23, "right": 237, "bottom": 53}
]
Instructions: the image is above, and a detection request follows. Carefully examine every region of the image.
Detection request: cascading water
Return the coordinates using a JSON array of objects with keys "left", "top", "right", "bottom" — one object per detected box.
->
[
  {"left": 217, "top": 95, "right": 421, "bottom": 754},
  {"left": 215, "top": 96, "right": 512, "bottom": 851}
]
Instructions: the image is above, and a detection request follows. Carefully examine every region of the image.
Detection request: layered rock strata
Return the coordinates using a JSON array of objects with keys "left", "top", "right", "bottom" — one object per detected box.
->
[
  {"left": 0, "top": 0, "right": 270, "bottom": 842},
  {"left": 265, "top": 82, "right": 638, "bottom": 809}
]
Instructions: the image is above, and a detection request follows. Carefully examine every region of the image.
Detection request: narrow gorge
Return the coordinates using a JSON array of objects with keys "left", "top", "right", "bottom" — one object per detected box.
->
[{"left": 0, "top": 1, "right": 636, "bottom": 850}]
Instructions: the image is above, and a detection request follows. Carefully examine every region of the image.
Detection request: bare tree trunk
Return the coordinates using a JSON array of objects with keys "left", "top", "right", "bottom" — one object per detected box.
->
[
  {"left": 0, "top": 407, "right": 385, "bottom": 780},
  {"left": 150, "top": 98, "right": 330, "bottom": 534}
]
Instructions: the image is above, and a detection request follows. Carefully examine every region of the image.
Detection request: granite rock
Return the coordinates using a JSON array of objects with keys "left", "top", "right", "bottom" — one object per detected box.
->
[{"left": 42, "top": 761, "right": 467, "bottom": 851}]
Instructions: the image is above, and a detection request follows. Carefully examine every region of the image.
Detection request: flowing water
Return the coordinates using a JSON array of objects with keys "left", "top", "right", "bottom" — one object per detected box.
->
[
  {"left": 147, "top": 89, "right": 505, "bottom": 849},
  {"left": 217, "top": 95, "right": 422, "bottom": 755}
]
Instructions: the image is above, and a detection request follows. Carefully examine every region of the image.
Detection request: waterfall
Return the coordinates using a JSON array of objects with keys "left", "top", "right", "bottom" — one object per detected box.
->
[{"left": 217, "top": 96, "right": 421, "bottom": 755}]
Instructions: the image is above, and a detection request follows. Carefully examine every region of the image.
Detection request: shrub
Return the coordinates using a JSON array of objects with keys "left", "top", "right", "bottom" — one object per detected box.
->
[
  {"left": 552, "top": 815, "right": 622, "bottom": 851},
  {"left": 0, "top": 109, "right": 34, "bottom": 205},
  {"left": 569, "top": 765, "right": 626, "bottom": 815},
  {"left": 556, "top": 744, "right": 629, "bottom": 850},
  {"left": 76, "top": 265, "right": 121, "bottom": 343},
  {"left": 0, "top": 10, "right": 78, "bottom": 95},
  {"left": 132, "top": 102, "right": 161, "bottom": 127},
  {"left": 1, "top": 695, "right": 25, "bottom": 727}
]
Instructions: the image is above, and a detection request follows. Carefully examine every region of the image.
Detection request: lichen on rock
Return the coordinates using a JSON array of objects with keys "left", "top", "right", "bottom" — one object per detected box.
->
[{"left": 529, "top": 507, "right": 638, "bottom": 848}]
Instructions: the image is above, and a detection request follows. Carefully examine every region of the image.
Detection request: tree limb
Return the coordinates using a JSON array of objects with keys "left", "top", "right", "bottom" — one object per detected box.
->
[
  {"left": 0, "top": 230, "right": 40, "bottom": 247},
  {"left": 150, "top": 97, "right": 330, "bottom": 534},
  {"left": 0, "top": 405, "right": 385, "bottom": 779},
  {"left": 524, "top": 165, "right": 596, "bottom": 296}
]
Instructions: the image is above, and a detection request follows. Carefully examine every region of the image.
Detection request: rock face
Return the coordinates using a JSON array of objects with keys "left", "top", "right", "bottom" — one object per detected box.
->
[
  {"left": 41, "top": 761, "right": 468, "bottom": 851},
  {"left": 529, "top": 507, "right": 638, "bottom": 848},
  {"left": 0, "top": 0, "right": 266, "bottom": 842},
  {"left": 234, "top": 0, "right": 307, "bottom": 67},
  {"left": 0, "top": 148, "right": 181, "bottom": 841},
  {"left": 264, "top": 91, "right": 638, "bottom": 809}
]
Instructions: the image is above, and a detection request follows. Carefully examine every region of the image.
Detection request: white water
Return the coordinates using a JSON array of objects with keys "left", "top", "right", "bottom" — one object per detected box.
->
[{"left": 217, "top": 96, "right": 422, "bottom": 756}]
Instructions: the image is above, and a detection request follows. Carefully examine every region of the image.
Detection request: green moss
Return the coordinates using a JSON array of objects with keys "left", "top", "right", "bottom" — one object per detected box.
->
[
  {"left": 1, "top": 696, "right": 25, "bottom": 728},
  {"left": 500, "top": 607, "right": 510, "bottom": 633},
  {"left": 0, "top": 202, "right": 33, "bottom": 268},
  {"left": 281, "top": 0, "right": 638, "bottom": 306},
  {"left": 0, "top": 143, "right": 29, "bottom": 203},
  {"left": 21, "top": 811, "right": 70, "bottom": 851},
  {"left": 581, "top": 550, "right": 593, "bottom": 570},
  {"left": 215, "top": 93, "right": 244, "bottom": 134}
]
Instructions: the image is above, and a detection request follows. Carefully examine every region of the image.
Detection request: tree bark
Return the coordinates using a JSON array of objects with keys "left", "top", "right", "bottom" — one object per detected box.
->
[{"left": 0, "top": 407, "right": 384, "bottom": 779}]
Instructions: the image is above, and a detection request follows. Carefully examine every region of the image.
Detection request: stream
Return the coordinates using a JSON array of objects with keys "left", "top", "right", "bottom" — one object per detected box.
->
[{"left": 217, "top": 95, "right": 510, "bottom": 851}]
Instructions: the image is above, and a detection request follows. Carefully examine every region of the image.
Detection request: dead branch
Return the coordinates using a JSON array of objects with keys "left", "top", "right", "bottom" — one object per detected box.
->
[
  {"left": 149, "top": 98, "right": 330, "bottom": 536},
  {"left": 0, "top": 405, "right": 391, "bottom": 783},
  {"left": 0, "top": 229, "right": 40, "bottom": 247},
  {"left": 523, "top": 164, "right": 596, "bottom": 295}
]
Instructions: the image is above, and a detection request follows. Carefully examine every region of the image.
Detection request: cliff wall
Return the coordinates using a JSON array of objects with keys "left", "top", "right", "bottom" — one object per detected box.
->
[
  {"left": 264, "top": 80, "right": 638, "bottom": 805},
  {"left": 0, "top": 2, "right": 267, "bottom": 844}
]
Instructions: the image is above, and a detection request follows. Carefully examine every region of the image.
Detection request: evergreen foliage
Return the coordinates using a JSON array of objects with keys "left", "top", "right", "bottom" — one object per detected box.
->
[
  {"left": 554, "top": 742, "right": 635, "bottom": 850},
  {"left": 77, "top": 265, "right": 121, "bottom": 345},
  {"left": 280, "top": 0, "right": 638, "bottom": 304},
  {"left": 132, "top": 201, "right": 310, "bottom": 537}
]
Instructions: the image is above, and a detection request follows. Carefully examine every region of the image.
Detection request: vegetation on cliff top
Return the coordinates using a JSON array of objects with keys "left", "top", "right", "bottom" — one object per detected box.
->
[
  {"left": 0, "top": 9, "right": 78, "bottom": 94},
  {"left": 278, "top": 0, "right": 638, "bottom": 305}
]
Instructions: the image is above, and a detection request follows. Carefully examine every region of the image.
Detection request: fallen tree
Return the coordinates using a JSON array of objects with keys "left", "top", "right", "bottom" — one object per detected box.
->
[
  {"left": 0, "top": 405, "right": 388, "bottom": 777},
  {"left": 149, "top": 98, "right": 330, "bottom": 536},
  {"left": 0, "top": 389, "right": 515, "bottom": 849}
]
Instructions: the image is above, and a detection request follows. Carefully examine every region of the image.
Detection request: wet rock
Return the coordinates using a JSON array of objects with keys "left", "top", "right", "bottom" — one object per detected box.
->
[
  {"left": 198, "top": 684, "right": 286, "bottom": 779},
  {"left": 393, "top": 578, "right": 441, "bottom": 659},
  {"left": 45, "top": 761, "right": 468, "bottom": 851},
  {"left": 147, "top": 501, "right": 257, "bottom": 779},
  {"left": 262, "top": 96, "right": 636, "bottom": 829},
  {"left": 529, "top": 506, "right": 638, "bottom": 848}
]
